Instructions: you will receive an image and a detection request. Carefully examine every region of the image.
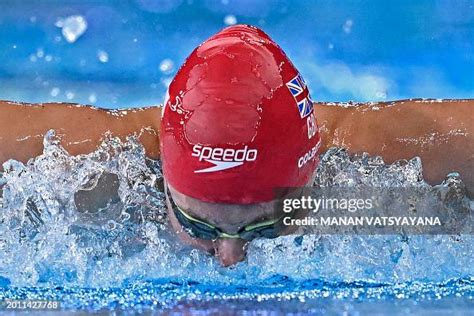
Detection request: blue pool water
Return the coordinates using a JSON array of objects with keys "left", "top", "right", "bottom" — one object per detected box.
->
[
  {"left": 0, "top": 1, "right": 473, "bottom": 108},
  {"left": 0, "top": 1, "right": 473, "bottom": 314}
]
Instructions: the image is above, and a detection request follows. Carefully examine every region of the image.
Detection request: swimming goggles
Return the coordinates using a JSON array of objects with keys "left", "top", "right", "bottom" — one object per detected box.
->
[{"left": 167, "top": 188, "right": 289, "bottom": 241}]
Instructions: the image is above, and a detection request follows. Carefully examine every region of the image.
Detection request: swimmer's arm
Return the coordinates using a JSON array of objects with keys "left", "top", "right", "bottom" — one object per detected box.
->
[
  {"left": 0, "top": 101, "right": 161, "bottom": 166},
  {"left": 314, "top": 99, "right": 473, "bottom": 195}
]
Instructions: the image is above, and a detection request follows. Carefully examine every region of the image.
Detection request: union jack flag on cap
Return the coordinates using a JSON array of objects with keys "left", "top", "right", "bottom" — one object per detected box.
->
[{"left": 286, "top": 73, "right": 313, "bottom": 118}]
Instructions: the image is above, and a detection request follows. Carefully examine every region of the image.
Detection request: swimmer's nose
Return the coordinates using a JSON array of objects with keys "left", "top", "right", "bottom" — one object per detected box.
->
[{"left": 214, "top": 238, "right": 247, "bottom": 267}]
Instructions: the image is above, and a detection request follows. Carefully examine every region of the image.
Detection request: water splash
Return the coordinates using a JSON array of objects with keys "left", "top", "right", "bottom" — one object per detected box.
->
[{"left": 0, "top": 133, "right": 472, "bottom": 310}]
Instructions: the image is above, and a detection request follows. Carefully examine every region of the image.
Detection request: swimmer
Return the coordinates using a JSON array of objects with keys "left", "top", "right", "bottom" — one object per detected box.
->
[{"left": 0, "top": 25, "right": 472, "bottom": 266}]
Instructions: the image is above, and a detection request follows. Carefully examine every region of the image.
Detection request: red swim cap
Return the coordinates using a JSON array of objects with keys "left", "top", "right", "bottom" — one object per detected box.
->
[{"left": 161, "top": 25, "right": 321, "bottom": 204}]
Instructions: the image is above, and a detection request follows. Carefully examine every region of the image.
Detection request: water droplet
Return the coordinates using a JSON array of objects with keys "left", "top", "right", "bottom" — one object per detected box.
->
[
  {"left": 65, "top": 91, "right": 75, "bottom": 100},
  {"left": 159, "top": 59, "right": 174, "bottom": 74},
  {"left": 376, "top": 91, "right": 387, "bottom": 99},
  {"left": 343, "top": 19, "right": 353, "bottom": 34},
  {"left": 224, "top": 14, "right": 237, "bottom": 26},
  {"left": 97, "top": 50, "right": 109, "bottom": 63},
  {"left": 88, "top": 94, "right": 97, "bottom": 104},
  {"left": 161, "top": 77, "right": 172, "bottom": 88},
  {"left": 36, "top": 49, "right": 44, "bottom": 58},
  {"left": 45, "top": 55, "right": 53, "bottom": 62},
  {"left": 56, "top": 15, "right": 88, "bottom": 43},
  {"left": 106, "top": 220, "right": 117, "bottom": 231},
  {"left": 50, "top": 87, "right": 60, "bottom": 97}
]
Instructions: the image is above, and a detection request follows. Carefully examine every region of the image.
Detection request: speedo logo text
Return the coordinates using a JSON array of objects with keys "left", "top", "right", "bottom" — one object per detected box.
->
[{"left": 192, "top": 145, "right": 258, "bottom": 173}]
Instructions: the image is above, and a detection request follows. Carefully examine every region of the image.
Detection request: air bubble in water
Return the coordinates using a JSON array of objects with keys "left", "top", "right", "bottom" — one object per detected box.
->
[{"left": 56, "top": 15, "right": 88, "bottom": 43}]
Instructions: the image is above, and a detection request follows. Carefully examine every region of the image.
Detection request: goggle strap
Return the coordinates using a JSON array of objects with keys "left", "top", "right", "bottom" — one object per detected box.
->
[{"left": 176, "top": 205, "right": 216, "bottom": 230}]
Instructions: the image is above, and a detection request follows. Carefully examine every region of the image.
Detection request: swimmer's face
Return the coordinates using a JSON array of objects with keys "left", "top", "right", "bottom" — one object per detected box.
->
[{"left": 166, "top": 184, "right": 295, "bottom": 267}]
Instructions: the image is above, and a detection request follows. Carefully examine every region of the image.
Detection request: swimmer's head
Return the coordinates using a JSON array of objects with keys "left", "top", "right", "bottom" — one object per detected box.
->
[{"left": 160, "top": 25, "right": 321, "bottom": 266}]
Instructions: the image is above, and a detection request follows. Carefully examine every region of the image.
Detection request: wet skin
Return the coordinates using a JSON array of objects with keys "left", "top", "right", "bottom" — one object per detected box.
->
[
  {"left": 0, "top": 101, "right": 161, "bottom": 164},
  {"left": 0, "top": 99, "right": 473, "bottom": 265},
  {"left": 166, "top": 183, "right": 305, "bottom": 266}
]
